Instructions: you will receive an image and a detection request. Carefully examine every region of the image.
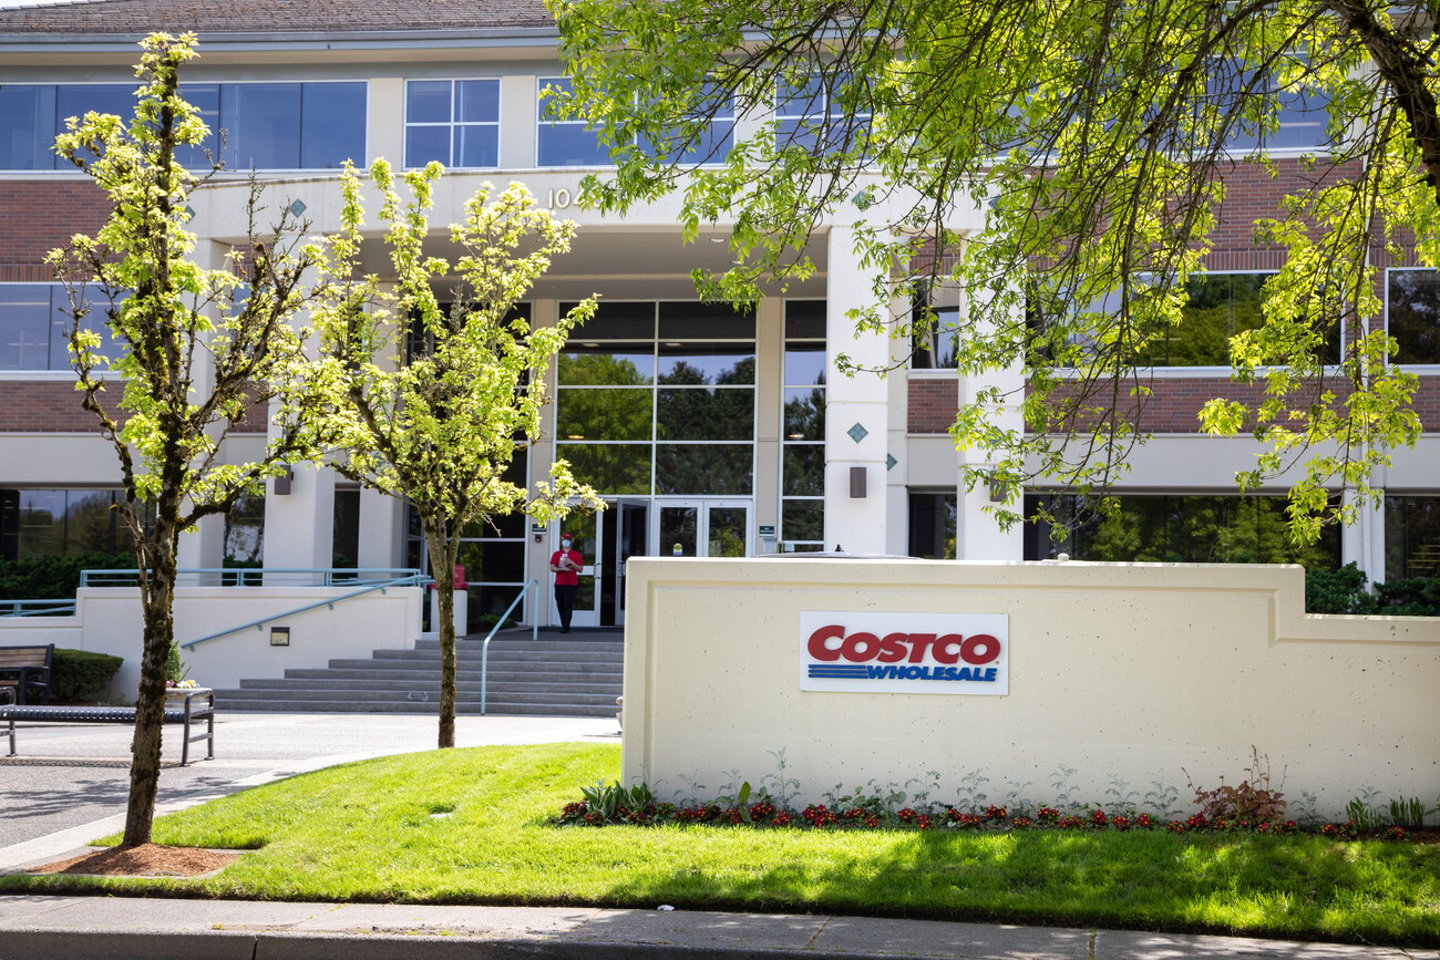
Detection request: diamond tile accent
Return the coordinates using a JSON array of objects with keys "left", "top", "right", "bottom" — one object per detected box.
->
[
  {"left": 847, "top": 422, "right": 869, "bottom": 444},
  {"left": 886, "top": 454, "right": 898, "bottom": 471},
  {"left": 182, "top": 205, "right": 195, "bottom": 220},
  {"left": 288, "top": 199, "right": 307, "bottom": 217}
]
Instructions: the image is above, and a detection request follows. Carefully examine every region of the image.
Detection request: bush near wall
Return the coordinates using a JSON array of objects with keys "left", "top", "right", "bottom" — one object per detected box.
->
[
  {"left": 0, "top": 552, "right": 134, "bottom": 600},
  {"left": 1306, "top": 563, "right": 1440, "bottom": 616},
  {"left": 52, "top": 648, "right": 123, "bottom": 702}
]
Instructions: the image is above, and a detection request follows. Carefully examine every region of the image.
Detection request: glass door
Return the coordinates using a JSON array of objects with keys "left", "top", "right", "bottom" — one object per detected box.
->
[
  {"left": 612, "top": 500, "right": 648, "bottom": 625},
  {"left": 653, "top": 500, "right": 750, "bottom": 558},
  {"left": 557, "top": 510, "right": 601, "bottom": 628}
]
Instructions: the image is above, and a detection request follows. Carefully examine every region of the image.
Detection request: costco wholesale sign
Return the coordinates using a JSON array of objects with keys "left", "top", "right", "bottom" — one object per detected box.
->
[{"left": 799, "top": 612, "right": 1009, "bottom": 696}]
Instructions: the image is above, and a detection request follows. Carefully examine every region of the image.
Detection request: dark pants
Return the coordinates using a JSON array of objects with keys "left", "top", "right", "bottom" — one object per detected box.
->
[{"left": 554, "top": 583, "right": 578, "bottom": 629}]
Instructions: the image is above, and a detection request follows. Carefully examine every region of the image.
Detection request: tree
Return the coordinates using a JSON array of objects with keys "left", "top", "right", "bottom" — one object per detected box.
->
[
  {"left": 549, "top": 0, "right": 1439, "bottom": 543},
  {"left": 48, "top": 34, "right": 331, "bottom": 845},
  {"left": 309, "top": 160, "right": 602, "bottom": 749}
]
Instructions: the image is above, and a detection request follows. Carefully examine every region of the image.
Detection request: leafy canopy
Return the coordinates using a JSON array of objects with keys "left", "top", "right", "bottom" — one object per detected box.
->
[{"left": 549, "top": 0, "right": 1437, "bottom": 542}]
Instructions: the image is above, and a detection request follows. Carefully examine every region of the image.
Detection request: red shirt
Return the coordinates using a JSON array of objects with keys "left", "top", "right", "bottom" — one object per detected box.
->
[{"left": 551, "top": 548, "right": 583, "bottom": 586}]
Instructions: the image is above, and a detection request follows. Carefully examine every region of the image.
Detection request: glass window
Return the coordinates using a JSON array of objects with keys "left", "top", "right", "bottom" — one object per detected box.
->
[
  {"left": 657, "top": 388, "right": 753, "bottom": 440},
  {"left": 556, "top": 443, "right": 651, "bottom": 495},
  {"left": 657, "top": 302, "right": 755, "bottom": 340},
  {"left": 655, "top": 444, "right": 752, "bottom": 495},
  {"left": 783, "top": 387, "right": 825, "bottom": 441},
  {"left": 782, "top": 499, "right": 824, "bottom": 542},
  {"left": 332, "top": 488, "right": 360, "bottom": 569},
  {"left": 223, "top": 495, "right": 265, "bottom": 568},
  {"left": 782, "top": 445, "right": 824, "bottom": 496},
  {"left": 405, "top": 79, "right": 499, "bottom": 169},
  {"left": 1387, "top": 269, "right": 1440, "bottom": 364},
  {"left": 776, "top": 73, "right": 871, "bottom": 156},
  {"left": 909, "top": 492, "right": 957, "bottom": 559},
  {"left": 638, "top": 81, "right": 735, "bottom": 165},
  {"left": 0, "top": 284, "right": 116, "bottom": 372},
  {"left": 567, "top": 301, "right": 656, "bottom": 340},
  {"left": 1213, "top": 69, "right": 1330, "bottom": 152},
  {"left": 1, "top": 488, "right": 138, "bottom": 560},
  {"left": 911, "top": 304, "right": 962, "bottom": 368},
  {"left": 1137, "top": 272, "right": 1269, "bottom": 366},
  {"left": 0, "top": 85, "right": 55, "bottom": 169},
  {"left": 0, "top": 82, "right": 365, "bottom": 172},
  {"left": 1385, "top": 496, "right": 1440, "bottom": 581},
  {"left": 1023, "top": 492, "right": 1340, "bottom": 568},
  {"left": 557, "top": 344, "right": 654, "bottom": 385},
  {"left": 658, "top": 343, "right": 755, "bottom": 384},
  {"left": 784, "top": 340, "right": 826, "bottom": 386},
  {"left": 556, "top": 388, "right": 653, "bottom": 441},
  {"left": 538, "top": 76, "right": 610, "bottom": 167}
]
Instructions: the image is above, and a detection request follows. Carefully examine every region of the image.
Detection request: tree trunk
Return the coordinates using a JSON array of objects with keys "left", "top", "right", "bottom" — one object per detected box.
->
[
  {"left": 122, "top": 551, "right": 176, "bottom": 847},
  {"left": 426, "top": 526, "right": 459, "bottom": 749}
]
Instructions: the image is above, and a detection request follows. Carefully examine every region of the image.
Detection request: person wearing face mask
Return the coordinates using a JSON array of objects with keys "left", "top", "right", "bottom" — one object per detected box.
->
[{"left": 549, "top": 533, "right": 584, "bottom": 634}]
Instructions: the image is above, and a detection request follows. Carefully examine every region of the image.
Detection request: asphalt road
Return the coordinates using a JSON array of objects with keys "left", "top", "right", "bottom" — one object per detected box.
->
[{"left": 0, "top": 711, "right": 620, "bottom": 852}]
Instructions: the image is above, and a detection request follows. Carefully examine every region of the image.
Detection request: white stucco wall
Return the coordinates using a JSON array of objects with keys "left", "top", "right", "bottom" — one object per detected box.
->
[
  {"left": 622, "top": 558, "right": 1440, "bottom": 820},
  {"left": 43, "top": 585, "right": 426, "bottom": 696}
]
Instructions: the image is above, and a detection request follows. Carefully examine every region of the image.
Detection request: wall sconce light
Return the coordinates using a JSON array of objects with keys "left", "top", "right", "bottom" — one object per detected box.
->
[
  {"left": 849, "top": 466, "right": 867, "bottom": 499},
  {"left": 988, "top": 473, "right": 1010, "bottom": 503},
  {"left": 269, "top": 626, "right": 290, "bottom": 646},
  {"left": 273, "top": 466, "right": 294, "bottom": 496}
]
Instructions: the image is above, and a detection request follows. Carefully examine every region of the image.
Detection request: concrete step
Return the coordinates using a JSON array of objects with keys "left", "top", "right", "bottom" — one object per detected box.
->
[
  {"left": 215, "top": 697, "right": 620, "bottom": 718},
  {"left": 214, "top": 687, "right": 623, "bottom": 706},
  {"left": 373, "top": 648, "right": 623, "bottom": 664},
  {"left": 314, "top": 662, "right": 623, "bottom": 679},
  {"left": 244, "top": 677, "right": 621, "bottom": 693}
]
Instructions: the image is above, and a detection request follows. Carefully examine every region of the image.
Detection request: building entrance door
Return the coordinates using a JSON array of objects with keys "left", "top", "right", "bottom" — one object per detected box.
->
[
  {"left": 559, "top": 499, "right": 748, "bottom": 628},
  {"left": 654, "top": 500, "right": 750, "bottom": 559}
]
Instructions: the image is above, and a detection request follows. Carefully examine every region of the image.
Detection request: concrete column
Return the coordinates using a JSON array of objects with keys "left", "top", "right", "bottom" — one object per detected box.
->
[
  {"left": 823, "top": 226, "right": 889, "bottom": 554},
  {"left": 368, "top": 78, "right": 405, "bottom": 167},
  {"left": 501, "top": 74, "right": 538, "bottom": 169},
  {"left": 1341, "top": 489, "right": 1387, "bottom": 585},
  {"left": 357, "top": 487, "right": 404, "bottom": 570},
  {"left": 885, "top": 299, "right": 911, "bottom": 556},
  {"left": 754, "top": 296, "right": 783, "bottom": 554},
  {"left": 529, "top": 298, "right": 561, "bottom": 625},
  {"left": 178, "top": 239, "right": 230, "bottom": 579},
  {"left": 956, "top": 285, "right": 1025, "bottom": 561},
  {"left": 262, "top": 464, "right": 336, "bottom": 575}
]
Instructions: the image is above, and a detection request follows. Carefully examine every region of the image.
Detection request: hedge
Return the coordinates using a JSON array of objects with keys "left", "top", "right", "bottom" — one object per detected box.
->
[{"left": 52, "top": 648, "right": 124, "bottom": 702}]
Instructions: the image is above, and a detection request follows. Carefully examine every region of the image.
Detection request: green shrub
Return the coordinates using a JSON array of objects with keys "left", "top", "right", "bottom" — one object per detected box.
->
[
  {"left": 0, "top": 552, "right": 135, "bottom": 600},
  {"left": 51, "top": 648, "right": 124, "bottom": 702},
  {"left": 1305, "top": 563, "right": 1439, "bottom": 616}
]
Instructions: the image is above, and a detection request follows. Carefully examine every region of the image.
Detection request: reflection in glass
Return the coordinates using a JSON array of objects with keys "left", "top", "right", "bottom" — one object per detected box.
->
[
  {"left": 658, "top": 345, "right": 755, "bottom": 385},
  {"left": 908, "top": 492, "right": 957, "bottom": 559},
  {"left": 784, "top": 341, "right": 826, "bottom": 385},
  {"left": 782, "top": 500, "right": 823, "bottom": 542},
  {"left": 1385, "top": 496, "right": 1440, "bottom": 580},
  {"left": 783, "top": 445, "right": 824, "bottom": 496},
  {"left": 456, "top": 540, "right": 525, "bottom": 583},
  {"left": 655, "top": 444, "right": 752, "bottom": 495},
  {"left": 660, "top": 506, "right": 697, "bottom": 556},
  {"left": 566, "top": 302, "right": 656, "bottom": 340},
  {"left": 1141, "top": 273, "right": 1269, "bottom": 367},
  {"left": 223, "top": 495, "right": 265, "bottom": 567},
  {"left": 556, "top": 388, "right": 652, "bottom": 441},
  {"left": 783, "top": 388, "right": 825, "bottom": 440},
  {"left": 785, "top": 300, "right": 826, "bottom": 339},
  {"left": 556, "top": 444, "right": 651, "bottom": 494},
  {"left": 708, "top": 506, "right": 747, "bottom": 557},
  {"left": 1023, "top": 492, "right": 1339, "bottom": 567},
  {"left": 557, "top": 346, "right": 654, "bottom": 385},
  {"left": 1388, "top": 270, "right": 1440, "bottom": 364},
  {"left": 657, "top": 388, "right": 753, "bottom": 440}
]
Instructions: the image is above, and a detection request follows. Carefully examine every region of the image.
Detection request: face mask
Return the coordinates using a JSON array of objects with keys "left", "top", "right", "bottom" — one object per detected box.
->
[{"left": 562, "top": 540, "right": 571, "bottom": 549}]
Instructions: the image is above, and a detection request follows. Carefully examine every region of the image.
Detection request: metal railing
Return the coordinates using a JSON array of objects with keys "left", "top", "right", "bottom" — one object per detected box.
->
[
  {"left": 480, "top": 578, "right": 540, "bottom": 714},
  {"left": 0, "top": 599, "right": 77, "bottom": 618},
  {"left": 81, "top": 567, "right": 423, "bottom": 588},
  {"left": 179, "top": 572, "right": 433, "bottom": 650}
]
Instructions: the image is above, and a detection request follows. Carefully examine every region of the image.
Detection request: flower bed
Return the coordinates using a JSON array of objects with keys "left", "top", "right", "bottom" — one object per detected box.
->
[{"left": 555, "top": 783, "right": 1411, "bottom": 841}]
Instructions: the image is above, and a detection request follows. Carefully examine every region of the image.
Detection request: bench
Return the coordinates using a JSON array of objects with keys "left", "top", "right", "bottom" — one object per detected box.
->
[
  {"left": 0, "top": 643, "right": 53, "bottom": 705},
  {"left": 0, "top": 688, "right": 215, "bottom": 766}
]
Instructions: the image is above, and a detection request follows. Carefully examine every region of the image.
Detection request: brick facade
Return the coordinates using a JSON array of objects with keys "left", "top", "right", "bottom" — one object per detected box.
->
[
  {"left": 0, "top": 180, "right": 111, "bottom": 282},
  {"left": 907, "top": 377, "right": 959, "bottom": 434},
  {"left": 0, "top": 380, "right": 100, "bottom": 432}
]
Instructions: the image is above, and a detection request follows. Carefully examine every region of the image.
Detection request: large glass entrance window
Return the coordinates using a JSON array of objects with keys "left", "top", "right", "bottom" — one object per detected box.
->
[{"left": 556, "top": 301, "right": 756, "bottom": 496}]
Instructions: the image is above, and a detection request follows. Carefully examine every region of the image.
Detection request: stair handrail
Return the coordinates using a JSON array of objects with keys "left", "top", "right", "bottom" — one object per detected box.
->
[
  {"left": 179, "top": 573, "right": 433, "bottom": 650},
  {"left": 81, "top": 567, "right": 422, "bottom": 588},
  {"left": 480, "top": 577, "right": 540, "bottom": 714},
  {"left": 0, "top": 599, "right": 77, "bottom": 618}
]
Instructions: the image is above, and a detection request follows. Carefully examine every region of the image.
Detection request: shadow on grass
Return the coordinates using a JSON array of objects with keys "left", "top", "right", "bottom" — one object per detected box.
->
[{"left": 583, "top": 828, "right": 1440, "bottom": 948}]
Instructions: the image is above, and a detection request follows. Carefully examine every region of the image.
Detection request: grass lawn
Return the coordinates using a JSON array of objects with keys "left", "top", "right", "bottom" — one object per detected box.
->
[{"left": 3, "top": 742, "right": 1437, "bottom": 946}]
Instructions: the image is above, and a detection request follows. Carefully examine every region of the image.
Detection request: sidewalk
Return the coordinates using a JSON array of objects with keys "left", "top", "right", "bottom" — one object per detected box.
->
[{"left": 0, "top": 895, "right": 1428, "bottom": 960}]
